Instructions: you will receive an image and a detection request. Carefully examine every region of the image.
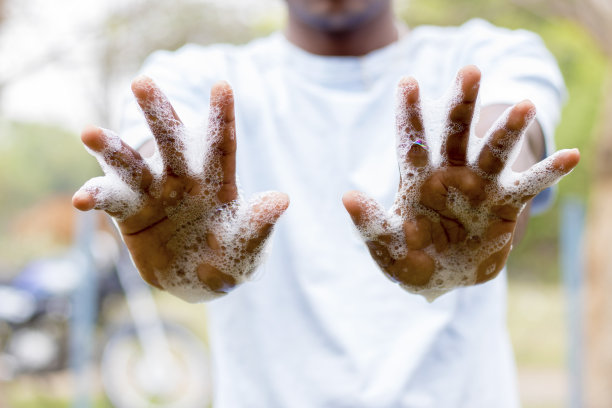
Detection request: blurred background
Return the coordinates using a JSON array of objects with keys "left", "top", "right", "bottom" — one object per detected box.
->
[{"left": 0, "top": 0, "right": 609, "bottom": 407}]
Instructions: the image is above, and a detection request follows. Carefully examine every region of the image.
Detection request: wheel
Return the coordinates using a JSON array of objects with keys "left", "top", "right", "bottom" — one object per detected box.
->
[{"left": 100, "top": 322, "right": 211, "bottom": 408}]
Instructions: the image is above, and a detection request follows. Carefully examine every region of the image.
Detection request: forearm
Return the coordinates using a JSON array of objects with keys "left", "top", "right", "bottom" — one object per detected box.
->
[{"left": 476, "top": 104, "right": 545, "bottom": 244}]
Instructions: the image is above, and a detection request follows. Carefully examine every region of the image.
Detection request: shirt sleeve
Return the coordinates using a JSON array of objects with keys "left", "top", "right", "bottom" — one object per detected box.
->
[
  {"left": 460, "top": 19, "right": 566, "bottom": 213},
  {"left": 119, "top": 44, "right": 231, "bottom": 150}
]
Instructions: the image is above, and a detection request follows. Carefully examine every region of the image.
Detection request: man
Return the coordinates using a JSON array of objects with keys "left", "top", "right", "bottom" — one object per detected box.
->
[{"left": 73, "top": 0, "right": 579, "bottom": 406}]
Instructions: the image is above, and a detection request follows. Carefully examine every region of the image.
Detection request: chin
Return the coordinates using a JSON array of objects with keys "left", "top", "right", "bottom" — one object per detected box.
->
[{"left": 287, "top": 0, "right": 390, "bottom": 33}]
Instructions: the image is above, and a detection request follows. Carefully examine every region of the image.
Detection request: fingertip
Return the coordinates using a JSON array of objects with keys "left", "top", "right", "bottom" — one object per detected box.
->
[
  {"left": 211, "top": 80, "right": 234, "bottom": 100},
  {"left": 459, "top": 65, "right": 481, "bottom": 80},
  {"left": 517, "top": 99, "right": 536, "bottom": 112},
  {"left": 398, "top": 76, "right": 418, "bottom": 89},
  {"left": 559, "top": 148, "right": 580, "bottom": 171},
  {"left": 250, "top": 191, "right": 290, "bottom": 225},
  {"left": 457, "top": 65, "right": 481, "bottom": 100},
  {"left": 244, "top": 192, "right": 289, "bottom": 253},
  {"left": 507, "top": 100, "right": 537, "bottom": 130},
  {"left": 212, "top": 79, "right": 232, "bottom": 91},
  {"left": 267, "top": 191, "right": 290, "bottom": 215},
  {"left": 277, "top": 192, "right": 290, "bottom": 210},
  {"left": 80, "top": 125, "right": 105, "bottom": 151},
  {"left": 459, "top": 64, "right": 481, "bottom": 79},
  {"left": 342, "top": 190, "right": 375, "bottom": 226},
  {"left": 210, "top": 81, "right": 235, "bottom": 122},
  {"left": 131, "top": 75, "right": 155, "bottom": 99},
  {"left": 72, "top": 190, "right": 95, "bottom": 211},
  {"left": 341, "top": 190, "right": 362, "bottom": 214},
  {"left": 398, "top": 76, "right": 420, "bottom": 103}
]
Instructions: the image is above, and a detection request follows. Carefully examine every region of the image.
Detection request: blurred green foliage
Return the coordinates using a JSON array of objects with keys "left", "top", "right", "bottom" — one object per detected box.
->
[
  {"left": 0, "top": 121, "right": 100, "bottom": 267},
  {"left": 0, "top": 121, "right": 99, "bottom": 221},
  {"left": 511, "top": 19, "right": 608, "bottom": 282},
  {"left": 99, "top": 0, "right": 261, "bottom": 79}
]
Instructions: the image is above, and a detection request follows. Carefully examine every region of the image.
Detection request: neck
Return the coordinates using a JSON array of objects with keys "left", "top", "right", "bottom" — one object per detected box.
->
[{"left": 285, "top": 5, "right": 398, "bottom": 56}]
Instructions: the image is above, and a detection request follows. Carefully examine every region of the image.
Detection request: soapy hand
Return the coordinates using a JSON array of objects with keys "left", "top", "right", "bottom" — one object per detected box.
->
[
  {"left": 73, "top": 77, "right": 289, "bottom": 302},
  {"left": 343, "top": 65, "right": 579, "bottom": 301}
]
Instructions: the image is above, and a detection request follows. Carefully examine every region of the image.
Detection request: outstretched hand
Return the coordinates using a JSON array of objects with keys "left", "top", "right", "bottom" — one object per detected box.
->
[
  {"left": 73, "top": 77, "right": 289, "bottom": 302},
  {"left": 343, "top": 65, "right": 579, "bottom": 301}
]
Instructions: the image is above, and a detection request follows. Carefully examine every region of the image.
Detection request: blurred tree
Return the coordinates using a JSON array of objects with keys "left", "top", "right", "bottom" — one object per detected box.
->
[
  {"left": 0, "top": 121, "right": 99, "bottom": 267},
  {"left": 505, "top": 2, "right": 612, "bottom": 406},
  {"left": 93, "top": 0, "right": 270, "bottom": 126},
  {"left": 511, "top": 0, "right": 612, "bottom": 55}
]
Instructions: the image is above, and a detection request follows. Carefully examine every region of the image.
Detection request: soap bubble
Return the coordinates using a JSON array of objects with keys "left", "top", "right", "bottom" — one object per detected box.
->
[{"left": 353, "top": 68, "right": 571, "bottom": 301}]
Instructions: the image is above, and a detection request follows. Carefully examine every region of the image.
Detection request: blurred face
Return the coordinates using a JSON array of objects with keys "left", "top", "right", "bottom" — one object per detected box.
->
[{"left": 286, "top": 0, "right": 392, "bottom": 32}]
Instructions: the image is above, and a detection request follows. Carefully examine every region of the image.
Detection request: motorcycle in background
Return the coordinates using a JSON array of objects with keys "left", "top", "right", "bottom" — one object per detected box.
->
[{"left": 0, "top": 216, "right": 212, "bottom": 408}]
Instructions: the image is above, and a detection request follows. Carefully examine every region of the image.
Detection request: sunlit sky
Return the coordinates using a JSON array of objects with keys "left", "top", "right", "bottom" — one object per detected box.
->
[{"left": 0, "top": 0, "right": 282, "bottom": 131}]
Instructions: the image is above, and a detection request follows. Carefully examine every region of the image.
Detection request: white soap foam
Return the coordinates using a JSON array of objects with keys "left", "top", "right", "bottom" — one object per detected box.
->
[
  {"left": 78, "top": 87, "right": 283, "bottom": 303},
  {"left": 81, "top": 175, "right": 143, "bottom": 219},
  {"left": 356, "top": 74, "right": 568, "bottom": 302}
]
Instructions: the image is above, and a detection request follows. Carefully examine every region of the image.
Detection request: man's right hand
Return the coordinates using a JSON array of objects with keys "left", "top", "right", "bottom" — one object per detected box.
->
[{"left": 73, "top": 77, "right": 289, "bottom": 302}]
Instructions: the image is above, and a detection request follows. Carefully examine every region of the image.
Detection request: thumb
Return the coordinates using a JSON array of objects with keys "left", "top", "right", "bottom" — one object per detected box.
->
[
  {"left": 242, "top": 191, "right": 290, "bottom": 253},
  {"left": 342, "top": 190, "right": 390, "bottom": 239}
]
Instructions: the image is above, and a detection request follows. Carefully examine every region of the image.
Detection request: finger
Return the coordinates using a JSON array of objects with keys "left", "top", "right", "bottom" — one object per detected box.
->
[
  {"left": 243, "top": 192, "right": 290, "bottom": 253},
  {"left": 72, "top": 190, "right": 96, "bottom": 211},
  {"left": 74, "top": 177, "right": 141, "bottom": 219},
  {"left": 477, "top": 101, "right": 536, "bottom": 175},
  {"left": 396, "top": 77, "right": 428, "bottom": 168},
  {"left": 131, "top": 76, "right": 188, "bottom": 176},
  {"left": 516, "top": 148, "right": 580, "bottom": 202},
  {"left": 443, "top": 65, "right": 481, "bottom": 166},
  {"left": 81, "top": 125, "right": 153, "bottom": 191},
  {"left": 342, "top": 190, "right": 390, "bottom": 237},
  {"left": 207, "top": 81, "right": 238, "bottom": 203},
  {"left": 344, "top": 191, "right": 409, "bottom": 270}
]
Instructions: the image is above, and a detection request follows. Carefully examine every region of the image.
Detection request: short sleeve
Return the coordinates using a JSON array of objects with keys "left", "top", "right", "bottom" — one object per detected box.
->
[{"left": 460, "top": 19, "right": 566, "bottom": 213}]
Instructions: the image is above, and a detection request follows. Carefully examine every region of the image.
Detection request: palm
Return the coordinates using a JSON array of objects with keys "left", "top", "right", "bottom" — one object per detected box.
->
[
  {"left": 73, "top": 78, "right": 289, "bottom": 302},
  {"left": 343, "top": 65, "right": 579, "bottom": 301}
]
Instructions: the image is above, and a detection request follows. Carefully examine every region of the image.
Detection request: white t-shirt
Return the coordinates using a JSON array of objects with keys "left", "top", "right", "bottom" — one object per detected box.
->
[{"left": 121, "top": 19, "right": 565, "bottom": 408}]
